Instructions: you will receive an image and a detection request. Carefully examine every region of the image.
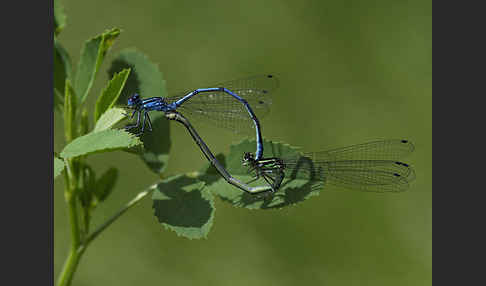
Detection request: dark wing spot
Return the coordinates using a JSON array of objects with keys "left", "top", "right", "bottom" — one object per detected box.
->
[
  {"left": 267, "top": 75, "right": 273, "bottom": 78},
  {"left": 258, "top": 100, "right": 265, "bottom": 104},
  {"left": 393, "top": 173, "right": 401, "bottom": 177},
  {"left": 395, "top": 162, "right": 409, "bottom": 167},
  {"left": 262, "top": 90, "right": 268, "bottom": 94},
  {"left": 401, "top": 140, "right": 408, "bottom": 143}
]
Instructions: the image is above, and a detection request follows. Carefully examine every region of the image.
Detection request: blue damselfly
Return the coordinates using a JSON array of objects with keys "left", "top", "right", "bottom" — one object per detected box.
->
[{"left": 125, "top": 74, "right": 278, "bottom": 160}]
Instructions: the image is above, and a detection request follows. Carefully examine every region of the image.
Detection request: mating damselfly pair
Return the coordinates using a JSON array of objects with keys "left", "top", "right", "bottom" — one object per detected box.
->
[{"left": 124, "top": 74, "right": 415, "bottom": 196}]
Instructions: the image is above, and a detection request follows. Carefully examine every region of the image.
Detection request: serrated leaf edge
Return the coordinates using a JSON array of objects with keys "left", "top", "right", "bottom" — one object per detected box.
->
[{"left": 151, "top": 175, "right": 215, "bottom": 240}]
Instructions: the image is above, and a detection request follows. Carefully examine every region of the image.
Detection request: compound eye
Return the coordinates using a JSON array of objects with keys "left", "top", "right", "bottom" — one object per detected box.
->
[{"left": 244, "top": 152, "right": 254, "bottom": 161}]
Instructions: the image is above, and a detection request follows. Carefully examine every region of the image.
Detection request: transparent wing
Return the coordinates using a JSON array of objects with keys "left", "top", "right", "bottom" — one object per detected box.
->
[
  {"left": 279, "top": 140, "right": 416, "bottom": 193},
  {"left": 169, "top": 90, "right": 270, "bottom": 135},
  {"left": 213, "top": 74, "right": 279, "bottom": 94},
  {"left": 311, "top": 139, "right": 415, "bottom": 161},
  {"left": 165, "top": 75, "right": 277, "bottom": 134},
  {"left": 283, "top": 158, "right": 415, "bottom": 193}
]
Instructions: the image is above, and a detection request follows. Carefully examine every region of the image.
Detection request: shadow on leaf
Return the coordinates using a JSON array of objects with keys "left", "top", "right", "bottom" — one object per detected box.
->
[
  {"left": 152, "top": 175, "right": 214, "bottom": 237},
  {"left": 269, "top": 155, "right": 325, "bottom": 209},
  {"left": 207, "top": 139, "right": 323, "bottom": 210}
]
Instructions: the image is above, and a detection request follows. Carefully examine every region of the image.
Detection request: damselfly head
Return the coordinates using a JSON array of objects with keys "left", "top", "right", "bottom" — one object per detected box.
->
[
  {"left": 242, "top": 152, "right": 255, "bottom": 165},
  {"left": 127, "top": 93, "right": 142, "bottom": 107}
]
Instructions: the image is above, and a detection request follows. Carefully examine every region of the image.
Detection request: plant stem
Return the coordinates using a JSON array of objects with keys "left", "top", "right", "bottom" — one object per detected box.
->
[
  {"left": 84, "top": 187, "right": 155, "bottom": 247},
  {"left": 56, "top": 245, "right": 84, "bottom": 286},
  {"left": 57, "top": 160, "right": 83, "bottom": 286},
  {"left": 68, "top": 195, "right": 81, "bottom": 247},
  {"left": 56, "top": 185, "right": 156, "bottom": 286}
]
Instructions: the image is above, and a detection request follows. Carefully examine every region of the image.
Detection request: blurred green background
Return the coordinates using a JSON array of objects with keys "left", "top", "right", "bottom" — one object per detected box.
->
[{"left": 54, "top": 0, "right": 431, "bottom": 285}]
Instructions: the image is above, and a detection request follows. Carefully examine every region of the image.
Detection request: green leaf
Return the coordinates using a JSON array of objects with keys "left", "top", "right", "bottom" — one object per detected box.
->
[
  {"left": 200, "top": 139, "right": 322, "bottom": 210},
  {"left": 54, "top": 38, "right": 71, "bottom": 111},
  {"left": 54, "top": 89, "right": 64, "bottom": 113},
  {"left": 54, "top": 157, "right": 65, "bottom": 179},
  {"left": 94, "top": 68, "right": 131, "bottom": 122},
  {"left": 94, "top": 168, "right": 118, "bottom": 202},
  {"left": 74, "top": 28, "right": 121, "bottom": 103},
  {"left": 152, "top": 175, "right": 214, "bottom": 239},
  {"left": 63, "top": 80, "right": 77, "bottom": 142},
  {"left": 78, "top": 109, "right": 90, "bottom": 136},
  {"left": 197, "top": 153, "right": 227, "bottom": 186},
  {"left": 60, "top": 129, "right": 142, "bottom": 159},
  {"left": 79, "top": 164, "right": 96, "bottom": 208},
  {"left": 108, "top": 49, "right": 170, "bottom": 174},
  {"left": 54, "top": 0, "right": 66, "bottom": 36},
  {"left": 93, "top": 107, "right": 127, "bottom": 132}
]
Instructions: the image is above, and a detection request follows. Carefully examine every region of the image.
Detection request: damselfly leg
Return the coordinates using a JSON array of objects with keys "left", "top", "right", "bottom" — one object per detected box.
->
[
  {"left": 243, "top": 153, "right": 285, "bottom": 193},
  {"left": 124, "top": 110, "right": 141, "bottom": 131}
]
